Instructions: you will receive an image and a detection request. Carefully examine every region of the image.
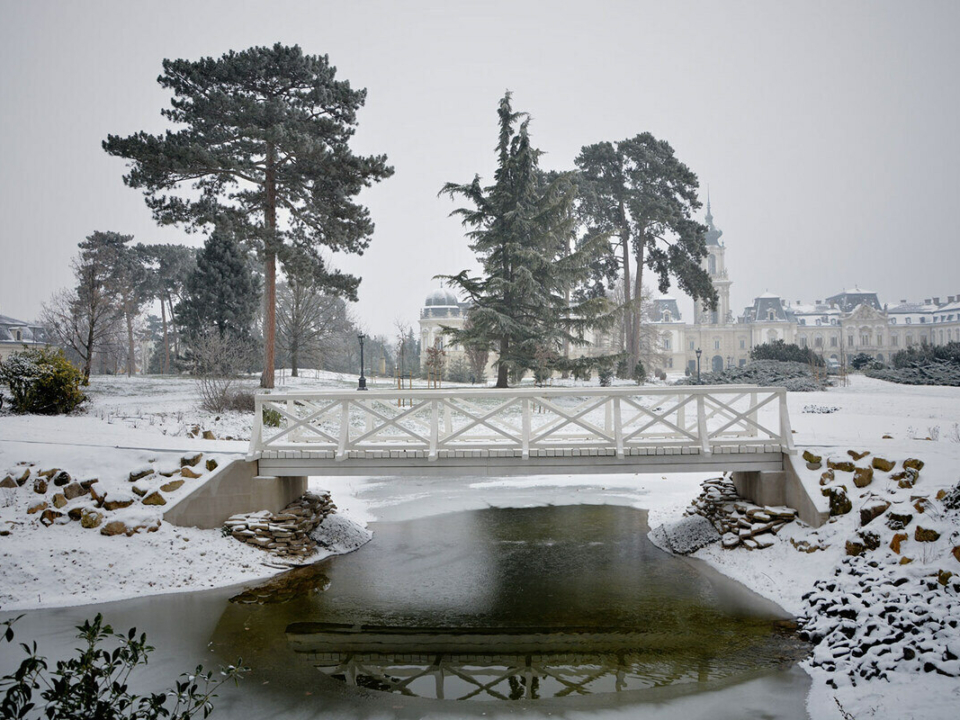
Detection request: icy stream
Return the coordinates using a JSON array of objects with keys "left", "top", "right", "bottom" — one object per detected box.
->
[{"left": 1, "top": 505, "right": 812, "bottom": 719}]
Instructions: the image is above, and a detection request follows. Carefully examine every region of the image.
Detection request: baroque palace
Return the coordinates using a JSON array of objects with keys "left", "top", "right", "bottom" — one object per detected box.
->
[{"left": 420, "top": 202, "right": 960, "bottom": 376}]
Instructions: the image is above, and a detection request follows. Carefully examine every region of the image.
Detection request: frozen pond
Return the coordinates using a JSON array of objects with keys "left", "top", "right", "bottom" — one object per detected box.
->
[{"left": 1, "top": 505, "right": 812, "bottom": 719}]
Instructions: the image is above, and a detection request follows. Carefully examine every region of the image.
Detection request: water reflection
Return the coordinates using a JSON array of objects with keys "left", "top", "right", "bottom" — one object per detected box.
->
[{"left": 211, "top": 505, "right": 808, "bottom": 705}]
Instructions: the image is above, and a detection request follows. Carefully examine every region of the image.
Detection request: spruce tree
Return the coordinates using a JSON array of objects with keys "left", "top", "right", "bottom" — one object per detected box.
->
[
  {"left": 178, "top": 228, "right": 260, "bottom": 342},
  {"left": 576, "top": 134, "right": 717, "bottom": 371},
  {"left": 440, "top": 93, "right": 608, "bottom": 388},
  {"left": 103, "top": 44, "right": 393, "bottom": 388}
]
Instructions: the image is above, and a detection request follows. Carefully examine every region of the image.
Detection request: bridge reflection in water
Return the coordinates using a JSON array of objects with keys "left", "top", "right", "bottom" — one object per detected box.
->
[{"left": 287, "top": 622, "right": 805, "bottom": 701}]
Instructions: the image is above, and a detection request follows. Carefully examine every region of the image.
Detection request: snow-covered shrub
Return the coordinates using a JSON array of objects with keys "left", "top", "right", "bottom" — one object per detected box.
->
[
  {"left": 674, "top": 359, "right": 826, "bottom": 391},
  {"left": 633, "top": 360, "right": 645, "bottom": 385},
  {"left": 750, "top": 339, "right": 824, "bottom": 366},
  {"left": 224, "top": 389, "right": 255, "bottom": 413},
  {"left": 598, "top": 360, "right": 614, "bottom": 387},
  {"left": 850, "top": 352, "right": 873, "bottom": 370},
  {"left": 0, "top": 347, "right": 85, "bottom": 414}
]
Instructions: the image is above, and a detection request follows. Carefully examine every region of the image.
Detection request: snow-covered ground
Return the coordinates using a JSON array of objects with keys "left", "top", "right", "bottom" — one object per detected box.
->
[{"left": 2, "top": 372, "right": 959, "bottom": 718}]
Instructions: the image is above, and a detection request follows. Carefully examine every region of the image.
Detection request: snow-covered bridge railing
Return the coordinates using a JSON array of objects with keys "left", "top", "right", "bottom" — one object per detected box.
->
[{"left": 248, "top": 385, "right": 795, "bottom": 477}]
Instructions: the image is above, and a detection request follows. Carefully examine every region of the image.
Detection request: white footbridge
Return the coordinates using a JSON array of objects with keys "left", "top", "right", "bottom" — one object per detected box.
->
[{"left": 247, "top": 385, "right": 796, "bottom": 478}]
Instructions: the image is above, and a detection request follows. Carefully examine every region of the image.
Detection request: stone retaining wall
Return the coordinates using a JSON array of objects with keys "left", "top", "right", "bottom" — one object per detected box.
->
[{"left": 224, "top": 492, "right": 335, "bottom": 558}]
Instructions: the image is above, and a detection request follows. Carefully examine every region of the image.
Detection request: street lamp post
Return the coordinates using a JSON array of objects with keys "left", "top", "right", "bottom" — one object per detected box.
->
[
  {"left": 695, "top": 347, "right": 702, "bottom": 385},
  {"left": 357, "top": 334, "right": 367, "bottom": 391}
]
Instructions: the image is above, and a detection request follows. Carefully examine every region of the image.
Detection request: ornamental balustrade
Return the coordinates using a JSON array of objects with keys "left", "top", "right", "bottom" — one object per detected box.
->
[{"left": 247, "top": 385, "right": 794, "bottom": 463}]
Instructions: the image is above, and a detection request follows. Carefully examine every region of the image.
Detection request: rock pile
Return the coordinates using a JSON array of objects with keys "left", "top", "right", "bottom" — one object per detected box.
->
[
  {"left": 800, "top": 554, "right": 960, "bottom": 684},
  {"left": 686, "top": 476, "right": 798, "bottom": 550},
  {"left": 2, "top": 453, "right": 218, "bottom": 537},
  {"left": 224, "top": 492, "right": 336, "bottom": 559}
]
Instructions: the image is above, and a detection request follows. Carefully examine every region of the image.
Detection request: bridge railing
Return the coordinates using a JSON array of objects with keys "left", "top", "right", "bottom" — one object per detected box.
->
[{"left": 248, "top": 385, "right": 794, "bottom": 462}]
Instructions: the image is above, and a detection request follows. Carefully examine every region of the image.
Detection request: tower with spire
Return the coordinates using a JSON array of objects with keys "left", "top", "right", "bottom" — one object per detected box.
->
[{"left": 701, "top": 193, "right": 732, "bottom": 325}]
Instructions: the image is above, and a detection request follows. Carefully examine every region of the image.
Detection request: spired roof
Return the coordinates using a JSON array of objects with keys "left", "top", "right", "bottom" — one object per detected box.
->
[
  {"left": 704, "top": 195, "right": 723, "bottom": 247},
  {"left": 424, "top": 288, "right": 460, "bottom": 307}
]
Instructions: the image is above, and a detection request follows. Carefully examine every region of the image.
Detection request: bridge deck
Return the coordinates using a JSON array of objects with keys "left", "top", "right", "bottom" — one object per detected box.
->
[
  {"left": 250, "top": 385, "right": 794, "bottom": 477},
  {"left": 257, "top": 444, "right": 787, "bottom": 477}
]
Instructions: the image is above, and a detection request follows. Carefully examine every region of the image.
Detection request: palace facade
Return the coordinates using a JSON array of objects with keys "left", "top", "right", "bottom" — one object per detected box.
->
[{"left": 419, "top": 202, "right": 960, "bottom": 376}]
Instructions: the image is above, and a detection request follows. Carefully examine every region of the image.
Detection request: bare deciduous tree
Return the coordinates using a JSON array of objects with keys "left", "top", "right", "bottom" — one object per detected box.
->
[
  {"left": 41, "top": 256, "right": 122, "bottom": 382},
  {"left": 276, "top": 280, "right": 352, "bottom": 377}
]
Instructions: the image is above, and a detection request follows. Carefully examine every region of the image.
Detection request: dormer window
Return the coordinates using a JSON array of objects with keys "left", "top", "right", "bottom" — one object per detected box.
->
[
  {"left": 906, "top": 317, "right": 912, "bottom": 324},
  {"left": 14, "top": 329, "right": 22, "bottom": 342}
]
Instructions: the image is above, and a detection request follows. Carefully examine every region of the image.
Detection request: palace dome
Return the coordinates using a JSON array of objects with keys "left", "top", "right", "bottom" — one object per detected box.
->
[{"left": 425, "top": 288, "right": 459, "bottom": 307}]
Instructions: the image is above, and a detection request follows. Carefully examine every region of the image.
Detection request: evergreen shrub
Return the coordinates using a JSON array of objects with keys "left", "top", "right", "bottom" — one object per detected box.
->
[
  {"left": 633, "top": 360, "right": 646, "bottom": 385},
  {"left": 0, "top": 614, "right": 244, "bottom": 720},
  {"left": 750, "top": 339, "right": 824, "bottom": 366},
  {"left": 0, "top": 347, "right": 85, "bottom": 414}
]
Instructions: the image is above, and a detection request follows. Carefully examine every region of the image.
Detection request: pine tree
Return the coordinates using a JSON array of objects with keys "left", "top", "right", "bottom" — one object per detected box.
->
[
  {"left": 103, "top": 44, "right": 393, "bottom": 388},
  {"left": 138, "top": 244, "right": 196, "bottom": 373},
  {"left": 576, "top": 134, "right": 717, "bottom": 371},
  {"left": 440, "top": 93, "right": 609, "bottom": 388},
  {"left": 178, "top": 227, "right": 260, "bottom": 343}
]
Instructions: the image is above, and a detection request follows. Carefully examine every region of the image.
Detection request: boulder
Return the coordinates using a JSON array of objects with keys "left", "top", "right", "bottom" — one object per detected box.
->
[
  {"left": 52, "top": 493, "right": 68, "bottom": 509},
  {"left": 27, "top": 501, "right": 48, "bottom": 514},
  {"left": 52, "top": 471, "right": 71, "bottom": 487},
  {"left": 892, "top": 468, "right": 919, "bottom": 489},
  {"left": 819, "top": 470, "right": 835, "bottom": 486},
  {"left": 953, "top": 546, "right": 960, "bottom": 563},
  {"left": 80, "top": 510, "right": 103, "bottom": 529},
  {"left": 181, "top": 453, "right": 203, "bottom": 467},
  {"left": 937, "top": 570, "right": 953, "bottom": 586},
  {"left": 205, "top": 459, "right": 218, "bottom": 472},
  {"left": 806, "top": 461, "right": 822, "bottom": 471},
  {"left": 890, "top": 532, "right": 908, "bottom": 554},
  {"left": 68, "top": 507, "right": 83, "bottom": 521},
  {"left": 160, "top": 479, "right": 184, "bottom": 493},
  {"left": 39, "top": 509, "right": 62, "bottom": 526},
  {"left": 103, "top": 498, "right": 134, "bottom": 511},
  {"left": 846, "top": 539, "right": 866, "bottom": 556},
  {"left": 100, "top": 521, "right": 127, "bottom": 536},
  {"left": 903, "top": 458, "right": 924, "bottom": 472},
  {"left": 847, "top": 450, "right": 870, "bottom": 461},
  {"left": 913, "top": 497, "right": 930, "bottom": 513},
  {"left": 141, "top": 491, "right": 166, "bottom": 506},
  {"left": 128, "top": 468, "right": 153, "bottom": 482},
  {"left": 859, "top": 499, "right": 890, "bottom": 526},
  {"left": 16, "top": 468, "right": 31, "bottom": 485},
  {"left": 886, "top": 512, "right": 913, "bottom": 530},
  {"left": 180, "top": 466, "right": 202, "bottom": 479},
  {"left": 80, "top": 478, "right": 99, "bottom": 490},
  {"left": 871, "top": 457, "right": 895, "bottom": 472},
  {"left": 828, "top": 459, "right": 856, "bottom": 473},
  {"left": 853, "top": 467, "right": 874, "bottom": 488},
  {"left": 914, "top": 526, "right": 940, "bottom": 542},
  {"left": 37, "top": 468, "right": 58, "bottom": 479},
  {"left": 802, "top": 450, "right": 822, "bottom": 464},
  {"left": 33, "top": 478, "right": 48, "bottom": 494},
  {"left": 822, "top": 486, "right": 852, "bottom": 516},
  {"left": 131, "top": 486, "right": 147, "bottom": 497},
  {"left": 63, "top": 482, "right": 86, "bottom": 500},
  {"left": 0, "top": 476, "right": 17, "bottom": 489},
  {"left": 202, "top": 430, "right": 216, "bottom": 440}
]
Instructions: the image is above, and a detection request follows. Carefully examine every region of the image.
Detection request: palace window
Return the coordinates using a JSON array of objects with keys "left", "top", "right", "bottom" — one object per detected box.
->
[
  {"left": 892, "top": 335, "right": 899, "bottom": 347},
  {"left": 830, "top": 337, "right": 838, "bottom": 347},
  {"left": 891, "top": 317, "right": 897, "bottom": 324},
  {"left": 860, "top": 334, "right": 870, "bottom": 346},
  {"left": 714, "top": 339, "right": 721, "bottom": 350},
  {"left": 663, "top": 337, "right": 671, "bottom": 350},
  {"left": 848, "top": 335, "right": 855, "bottom": 347},
  {"left": 799, "top": 319, "right": 806, "bottom": 326},
  {"left": 739, "top": 338, "right": 745, "bottom": 349},
  {"left": 739, "top": 359, "right": 747, "bottom": 367},
  {"left": 906, "top": 335, "right": 913, "bottom": 346},
  {"left": 799, "top": 336, "right": 807, "bottom": 348},
  {"left": 906, "top": 317, "right": 912, "bottom": 324},
  {"left": 814, "top": 336, "right": 823, "bottom": 348},
  {"left": 666, "top": 358, "right": 673, "bottom": 368},
  {"left": 920, "top": 317, "right": 926, "bottom": 323},
  {"left": 689, "top": 340, "right": 695, "bottom": 350}
]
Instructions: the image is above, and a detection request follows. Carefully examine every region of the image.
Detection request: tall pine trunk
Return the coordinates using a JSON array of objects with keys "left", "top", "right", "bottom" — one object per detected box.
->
[
  {"left": 291, "top": 338, "right": 299, "bottom": 378},
  {"left": 161, "top": 299, "right": 169, "bottom": 374},
  {"left": 496, "top": 338, "right": 510, "bottom": 388},
  {"left": 125, "top": 302, "right": 135, "bottom": 377},
  {"left": 261, "top": 142, "right": 278, "bottom": 389},
  {"left": 83, "top": 318, "right": 94, "bottom": 382},
  {"left": 619, "top": 209, "right": 635, "bottom": 368}
]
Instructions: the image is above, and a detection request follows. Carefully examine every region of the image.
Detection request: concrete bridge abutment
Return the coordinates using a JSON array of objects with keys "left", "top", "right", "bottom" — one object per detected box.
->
[
  {"left": 731, "top": 454, "right": 828, "bottom": 528},
  {"left": 163, "top": 459, "right": 307, "bottom": 529}
]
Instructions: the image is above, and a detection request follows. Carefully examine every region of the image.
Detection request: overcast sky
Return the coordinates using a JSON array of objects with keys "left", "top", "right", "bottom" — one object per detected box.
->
[{"left": 1, "top": 0, "right": 958, "bottom": 337}]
